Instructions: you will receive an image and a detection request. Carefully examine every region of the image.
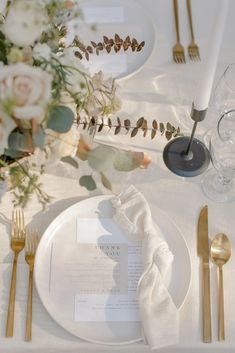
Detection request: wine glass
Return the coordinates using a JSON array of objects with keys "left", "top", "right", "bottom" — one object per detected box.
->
[
  {"left": 214, "top": 63, "right": 235, "bottom": 116},
  {"left": 201, "top": 110, "right": 235, "bottom": 202}
]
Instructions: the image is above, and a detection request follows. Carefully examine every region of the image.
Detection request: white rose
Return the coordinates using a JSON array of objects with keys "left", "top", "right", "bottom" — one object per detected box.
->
[
  {"left": 0, "top": 110, "right": 16, "bottom": 155},
  {"left": 3, "top": 0, "right": 48, "bottom": 47},
  {"left": 45, "top": 125, "right": 80, "bottom": 158},
  {"left": 33, "top": 43, "right": 52, "bottom": 61},
  {"left": 0, "top": 63, "right": 52, "bottom": 121}
]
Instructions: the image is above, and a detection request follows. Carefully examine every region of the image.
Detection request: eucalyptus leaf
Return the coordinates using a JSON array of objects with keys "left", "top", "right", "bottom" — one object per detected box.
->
[
  {"left": 32, "top": 126, "right": 45, "bottom": 149},
  {"left": 47, "top": 106, "right": 74, "bottom": 133},
  {"left": 61, "top": 156, "right": 79, "bottom": 169},
  {"left": 88, "top": 145, "right": 116, "bottom": 172},
  {"left": 79, "top": 175, "right": 96, "bottom": 191},
  {"left": 114, "top": 150, "right": 143, "bottom": 172},
  {"left": 8, "top": 130, "right": 33, "bottom": 152},
  {"left": 100, "top": 172, "right": 112, "bottom": 191}
]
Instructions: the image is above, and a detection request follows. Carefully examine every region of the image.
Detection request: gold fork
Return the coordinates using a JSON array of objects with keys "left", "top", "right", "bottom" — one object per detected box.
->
[
  {"left": 173, "top": 0, "right": 185, "bottom": 63},
  {"left": 186, "top": 0, "right": 200, "bottom": 60},
  {"left": 6, "top": 209, "right": 25, "bottom": 337},
  {"left": 25, "top": 230, "right": 39, "bottom": 342}
]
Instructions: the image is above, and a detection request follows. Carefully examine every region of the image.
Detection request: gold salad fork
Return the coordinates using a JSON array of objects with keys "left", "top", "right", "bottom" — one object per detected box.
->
[
  {"left": 6, "top": 209, "right": 25, "bottom": 337},
  {"left": 25, "top": 230, "right": 39, "bottom": 341},
  {"left": 186, "top": 0, "right": 200, "bottom": 60},
  {"left": 173, "top": 0, "right": 185, "bottom": 63}
]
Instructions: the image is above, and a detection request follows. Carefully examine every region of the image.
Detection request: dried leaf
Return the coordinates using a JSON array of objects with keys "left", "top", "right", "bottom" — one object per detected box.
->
[
  {"left": 131, "top": 127, "right": 138, "bottom": 138},
  {"left": 114, "top": 126, "right": 121, "bottom": 135},
  {"left": 98, "top": 123, "right": 104, "bottom": 132},
  {"left": 159, "top": 122, "right": 165, "bottom": 135},
  {"left": 166, "top": 122, "right": 172, "bottom": 131},
  {"left": 86, "top": 45, "right": 93, "bottom": 53},
  {"left": 151, "top": 129, "right": 157, "bottom": 140},
  {"left": 115, "top": 33, "right": 121, "bottom": 43},
  {"left": 152, "top": 120, "right": 158, "bottom": 130},
  {"left": 114, "top": 44, "right": 121, "bottom": 53},
  {"left": 103, "top": 35, "right": 109, "bottom": 44},
  {"left": 77, "top": 41, "right": 86, "bottom": 52},
  {"left": 165, "top": 130, "right": 172, "bottom": 140},
  {"left": 91, "top": 41, "right": 97, "bottom": 48},
  {"left": 124, "top": 119, "right": 131, "bottom": 132},
  {"left": 75, "top": 51, "right": 83, "bottom": 60},
  {"left": 105, "top": 45, "right": 111, "bottom": 53},
  {"left": 137, "top": 117, "right": 144, "bottom": 128},
  {"left": 85, "top": 51, "right": 89, "bottom": 61}
]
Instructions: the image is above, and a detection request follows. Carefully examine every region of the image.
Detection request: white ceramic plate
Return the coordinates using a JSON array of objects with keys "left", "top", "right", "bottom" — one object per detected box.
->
[
  {"left": 68, "top": 0, "right": 155, "bottom": 80},
  {"left": 34, "top": 196, "right": 191, "bottom": 345}
]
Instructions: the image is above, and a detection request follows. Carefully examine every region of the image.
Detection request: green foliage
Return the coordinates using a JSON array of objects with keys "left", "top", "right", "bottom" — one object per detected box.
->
[
  {"left": 88, "top": 145, "right": 116, "bottom": 172},
  {"left": 47, "top": 106, "right": 74, "bottom": 133},
  {"left": 61, "top": 156, "right": 79, "bottom": 168},
  {"left": 79, "top": 175, "right": 96, "bottom": 191}
]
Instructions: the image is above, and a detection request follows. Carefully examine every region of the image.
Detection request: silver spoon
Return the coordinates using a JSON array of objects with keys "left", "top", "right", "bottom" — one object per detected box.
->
[{"left": 211, "top": 233, "right": 231, "bottom": 341}]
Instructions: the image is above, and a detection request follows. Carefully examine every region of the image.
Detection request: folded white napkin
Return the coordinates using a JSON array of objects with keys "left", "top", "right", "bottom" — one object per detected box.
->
[{"left": 111, "top": 185, "right": 179, "bottom": 350}]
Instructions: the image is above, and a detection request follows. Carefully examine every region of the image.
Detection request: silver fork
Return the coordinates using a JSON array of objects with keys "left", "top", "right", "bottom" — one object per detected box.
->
[
  {"left": 25, "top": 230, "right": 39, "bottom": 341},
  {"left": 6, "top": 209, "right": 25, "bottom": 337},
  {"left": 172, "top": 0, "right": 185, "bottom": 63},
  {"left": 186, "top": 0, "right": 200, "bottom": 60}
]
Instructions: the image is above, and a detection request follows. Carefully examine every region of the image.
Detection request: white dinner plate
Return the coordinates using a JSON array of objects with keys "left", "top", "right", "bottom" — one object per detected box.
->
[
  {"left": 34, "top": 195, "right": 191, "bottom": 345},
  {"left": 68, "top": 0, "right": 155, "bottom": 80}
]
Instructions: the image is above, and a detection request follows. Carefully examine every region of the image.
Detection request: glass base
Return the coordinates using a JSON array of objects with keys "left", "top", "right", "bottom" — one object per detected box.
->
[{"left": 201, "top": 168, "right": 235, "bottom": 203}]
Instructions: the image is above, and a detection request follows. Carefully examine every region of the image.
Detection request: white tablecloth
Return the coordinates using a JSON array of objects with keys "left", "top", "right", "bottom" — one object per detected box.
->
[{"left": 1, "top": 0, "right": 235, "bottom": 352}]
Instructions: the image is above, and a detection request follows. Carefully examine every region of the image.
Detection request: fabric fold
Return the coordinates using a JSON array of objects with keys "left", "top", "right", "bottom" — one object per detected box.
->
[{"left": 111, "top": 185, "right": 179, "bottom": 350}]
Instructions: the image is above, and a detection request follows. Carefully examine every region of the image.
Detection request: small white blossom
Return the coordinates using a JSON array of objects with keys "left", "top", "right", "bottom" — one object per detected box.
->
[
  {"left": 3, "top": 0, "right": 48, "bottom": 47},
  {"left": 33, "top": 43, "right": 52, "bottom": 61}
]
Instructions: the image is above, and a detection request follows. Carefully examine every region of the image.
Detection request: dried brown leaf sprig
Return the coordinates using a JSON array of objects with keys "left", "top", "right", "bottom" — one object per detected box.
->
[
  {"left": 76, "top": 116, "right": 181, "bottom": 141},
  {"left": 72, "top": 34, "right": 145, "bottom": 61}
]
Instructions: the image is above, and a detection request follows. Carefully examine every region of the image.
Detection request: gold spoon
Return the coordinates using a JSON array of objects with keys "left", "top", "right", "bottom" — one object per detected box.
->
[{"left": 211, "top": 233, "right": 231, "bottom": 341}]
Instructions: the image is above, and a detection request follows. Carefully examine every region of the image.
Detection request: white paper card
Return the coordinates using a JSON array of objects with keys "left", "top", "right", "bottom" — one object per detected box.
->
[
  {"left": 83, "top": 54, "right": 128, "bottom": 76},
  {"left": 75, "top": 243, "right": 142, "bottom": 322},
  {"left": 83, "top": 7, "right": 124, "bottom": 24}
]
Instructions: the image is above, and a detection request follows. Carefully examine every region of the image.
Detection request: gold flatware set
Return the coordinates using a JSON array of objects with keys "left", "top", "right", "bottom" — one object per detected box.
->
[
  {"left": 198, "top": 206, "right": 231, "bottom": 343},
  {"left": 6, "top": 209, "right": 39, "bottom": 341},
  {"left": 173, "top": 0, "right": 200, "bottom": 63}
]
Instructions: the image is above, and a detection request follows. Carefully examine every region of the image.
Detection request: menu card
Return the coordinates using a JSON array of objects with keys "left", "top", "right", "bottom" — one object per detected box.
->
[{"left": 50, "top": 218, "right": 143, "bottom": 322}]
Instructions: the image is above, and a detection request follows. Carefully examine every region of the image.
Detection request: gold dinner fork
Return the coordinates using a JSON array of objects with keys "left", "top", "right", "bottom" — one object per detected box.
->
[
  {"left": 186, "top": 0, "right": 200, "bottom": 60},
  {"left": 25, "top": 230, "right": 39, "bottom": 341},
  {"left": 173, "top": 0, "right": 185, "bottom": 63},
  {"left": 6, "top": 209, "right": 25, "bottom": 337}
]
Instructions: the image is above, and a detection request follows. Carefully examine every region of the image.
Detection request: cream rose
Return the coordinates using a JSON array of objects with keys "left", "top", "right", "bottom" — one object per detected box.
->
[
  {"left": 0, "top": 63, "right": 52, "bottom": 121},
  {"left": 3, "top": 0, "right": 48, "bottom": 47}
]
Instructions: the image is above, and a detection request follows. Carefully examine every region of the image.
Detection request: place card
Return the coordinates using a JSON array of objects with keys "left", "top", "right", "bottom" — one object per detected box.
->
[{"left": 83, "top": 7, "right": 124, "bottom": 24}]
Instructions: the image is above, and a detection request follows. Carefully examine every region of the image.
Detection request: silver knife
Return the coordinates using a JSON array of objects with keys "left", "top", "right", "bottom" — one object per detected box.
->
[{"left": 197, "top": 205, "right": 212, "bottom": 343}]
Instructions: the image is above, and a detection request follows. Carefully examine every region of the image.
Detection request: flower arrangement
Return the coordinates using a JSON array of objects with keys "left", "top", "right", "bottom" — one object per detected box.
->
[{"left": 0, "top": 0, "right": 180, "bottom": 208}]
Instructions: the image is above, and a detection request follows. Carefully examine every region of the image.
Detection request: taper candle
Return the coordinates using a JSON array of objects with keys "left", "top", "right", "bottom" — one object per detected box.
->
[{"left": 193, "top": 0, "right": 230, "bottom": 112}]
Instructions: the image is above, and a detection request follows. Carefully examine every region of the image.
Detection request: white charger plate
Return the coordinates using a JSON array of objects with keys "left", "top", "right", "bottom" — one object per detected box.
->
[
  {"left": 34, "top": 195, "right": 191, "bottom": 345},
  {"left": 68, "top": 0, "right": 155, "bottom": 80}
]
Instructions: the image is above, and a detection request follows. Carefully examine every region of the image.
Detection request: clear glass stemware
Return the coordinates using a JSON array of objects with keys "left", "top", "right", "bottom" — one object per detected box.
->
[
  {"left": 214, "top": 63, "right": 235, "bottom": 116},
  {"left": 201, "top": 110, "right": 235, "bottom": 202}
]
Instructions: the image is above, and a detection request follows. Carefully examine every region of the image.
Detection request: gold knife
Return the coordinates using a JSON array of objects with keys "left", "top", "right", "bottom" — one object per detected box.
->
[{"left": 197, "top": 205, "right": 212, "bottom": 343}]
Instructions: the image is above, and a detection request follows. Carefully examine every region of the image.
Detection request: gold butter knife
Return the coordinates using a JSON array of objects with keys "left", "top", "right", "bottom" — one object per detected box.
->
[{"left": 197, "top": 205, "right": 212, "bottom": 343}]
